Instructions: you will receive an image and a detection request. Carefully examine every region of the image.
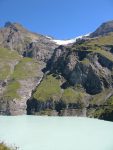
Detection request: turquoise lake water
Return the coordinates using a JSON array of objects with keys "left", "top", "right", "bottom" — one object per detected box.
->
[{"left": 0, "top": 116, "right": 113, "bottom": 150}]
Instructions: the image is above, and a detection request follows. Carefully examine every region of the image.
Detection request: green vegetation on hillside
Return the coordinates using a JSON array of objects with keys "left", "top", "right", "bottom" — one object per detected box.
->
[
  {"left": 61, "top": 88, "right": 85, "bottom": 104},
  {"left": 0, "top": 47, "right": 21, "bottom": 60},
  {"left": 0, "top": 47, "right": 39, "bottom": 80},
  {"left": 81, "top": 58, "right": 90, "bottom": 65},
  {"left": 0, "top": 63, "right": 10, "bottom": 80},
  {"left": 12, "top": 57, "right": 39, "bottom": 79},
  {"left": 33, "top": 74, "right": 86, "bottom": 105},
  {"left": 88, "top": 32, "right": 113, "bottom": 46},
  {"left": 86, "top": 33, "right": 113, "bottom": 61},
  {"left": 106, "top": 95, "right": 113, "bottom": 106},
  {"left": 0, "top": 47, "right": 21, "bottom": 80},
  {"left": 0, "top": 47, "right": 41, "bottom": 100},
  {"left": 92, "top": 47, "right": 113, "bottom": 62},
  {"left": 90, "top": 89, "right": 112, "bottom": 105},
  {"left": 74, "top": 36, "right": 113, "bottom": 62},
  {"left": 33, "top": 74, "right": 62, "bottom": 101},
  {"left": 4, "top": 81, "right": 20, "bottom": 99},
  {"left": 90, "top": 92, "right": 113, "bottom": 118}
]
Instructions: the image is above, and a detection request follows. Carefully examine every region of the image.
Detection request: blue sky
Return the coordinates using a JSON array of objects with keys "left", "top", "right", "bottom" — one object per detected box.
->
[{"left": 0, "top": 0, "right": 113, "bottom": 39}]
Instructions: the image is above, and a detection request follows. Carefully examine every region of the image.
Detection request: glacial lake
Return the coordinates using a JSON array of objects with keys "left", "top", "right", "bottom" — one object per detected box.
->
[{"left": 0, "top": 116, "right": 113, "bottom": 150}]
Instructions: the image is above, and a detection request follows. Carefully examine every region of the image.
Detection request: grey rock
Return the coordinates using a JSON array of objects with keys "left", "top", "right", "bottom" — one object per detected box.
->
[
  {"left": 0, "top": 22, "right": 58, "bottom": 62},
  {"left": 90, "top": 20, "right": 113, "bottom": 37}
]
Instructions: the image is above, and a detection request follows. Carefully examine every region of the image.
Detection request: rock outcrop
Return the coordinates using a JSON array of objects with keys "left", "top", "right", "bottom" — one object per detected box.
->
[
  {"left": 48, "top": 45, "right": 113, "bottom": 95},
  {"left": 0, "top": 22, "right": 57, "bottom": 62}
]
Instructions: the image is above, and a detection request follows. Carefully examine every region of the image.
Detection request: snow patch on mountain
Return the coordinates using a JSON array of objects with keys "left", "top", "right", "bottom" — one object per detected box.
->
[{"left": 46, "top": 33, "right": 90, "bottom": 45}]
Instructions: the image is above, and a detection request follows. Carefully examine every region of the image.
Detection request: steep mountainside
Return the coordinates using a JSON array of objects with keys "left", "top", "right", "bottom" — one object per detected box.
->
[
  {"left": 0, "top": 22, "right": 57, "bottom": 62},
  {"left": 0, "top": 21, "right": 113, "bottom": 121},
  {"left": 0, "top": 47, "right": 44, "bottom": 115}
]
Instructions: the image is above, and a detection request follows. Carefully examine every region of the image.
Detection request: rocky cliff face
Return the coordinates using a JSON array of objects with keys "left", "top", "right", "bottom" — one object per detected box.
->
[
  {"left": 48, "top": 45, "right": 113, "bottom": 95},
  {"left": 0, "top": 21, "right": 113, "bottom": 121},
  {"left": 0, "top": 22, "right": 57, "bottom": 62}
]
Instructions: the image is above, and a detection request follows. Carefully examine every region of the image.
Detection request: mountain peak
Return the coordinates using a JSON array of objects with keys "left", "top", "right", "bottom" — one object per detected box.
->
[
  {"left": 4, "top": 21, "right": 27, "bottom": 33},
  {"left": 90, "top": 20, "right": 113, "bottom": 37},
  {"left": 4, "top": 21, "right": 23, "bottom": 27},
  {"left": 4, "top": 21, "right": 12, "bottom": 27}
]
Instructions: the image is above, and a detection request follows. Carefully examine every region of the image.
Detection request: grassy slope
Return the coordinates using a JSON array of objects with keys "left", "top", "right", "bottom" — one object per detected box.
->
[
  {"left": 4, "top": 58, "right": 39, "bottom": 99},
  {"left": 73, "top": 33, "right": 113, "bottom": 62},
  {"left": 90, "top": 89, "right": 112, "bottom": 105},
  {"left": 0, "top": 64, "right": 10, "bottom": 80},
  {"left": 88, "top": 89, "right": 113, "bottom": 118},
  {"left": 4, "top": 81, "right": 20, "bottom": 99},
  {"left": 61, "top": 88, "right": 85, "bottom": 104},
  {"left": 33, "top": 74, "right": 62, "bottom": 101},
  {"left": 12, "top": 57, "right": 39, "bottom": 79},
  {"left": 0, "top": 47, "right": 21, "bottom": 60},
  {"left": 0, "top": 47, "right": 21, "bottom": 80},
  {"left": 0, "top": 47, "right": 39, "bottom": 100},
  {"left": 33, "top": 74, "right": 86, "bottom": 105},
  {"left": 88, "top": 32, "right": 113, "bottom": 46},
  {"left": 86, "top": 33, "right": 113, "bottom": 62},
  {"left": 80, "top": 58, "right": 90, "bottom": 65}
]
